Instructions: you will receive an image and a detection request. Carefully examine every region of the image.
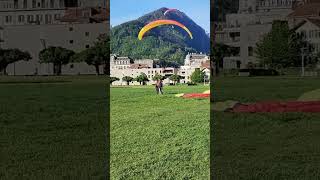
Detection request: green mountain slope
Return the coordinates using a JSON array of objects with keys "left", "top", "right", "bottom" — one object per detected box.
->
[{"left": 111, "top": 7, "right": 210, "bottom": 64}]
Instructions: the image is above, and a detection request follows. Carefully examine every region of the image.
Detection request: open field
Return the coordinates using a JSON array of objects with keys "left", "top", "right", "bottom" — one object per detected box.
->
[
  {"left": 0, "top": 76, "right": 108, "bottom": 179},
  {"left": 111, "top": 85, "right": 210, "bottom": 179},
  {"left": 213, "top": 77, "right": 320, "bottom": 179}
]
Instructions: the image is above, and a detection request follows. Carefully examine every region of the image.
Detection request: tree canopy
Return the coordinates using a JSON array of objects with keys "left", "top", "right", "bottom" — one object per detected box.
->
[
  {"left": 0, "top": 48, "right": 31, "bottom": 75},
  {"left": 39, "top": 46, "right": 74, "bottom": 75}
]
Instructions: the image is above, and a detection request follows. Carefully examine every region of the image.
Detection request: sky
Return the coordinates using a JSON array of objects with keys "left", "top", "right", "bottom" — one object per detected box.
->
[{"left": 110, "top": 0, "right": 210, "bottom": 33}]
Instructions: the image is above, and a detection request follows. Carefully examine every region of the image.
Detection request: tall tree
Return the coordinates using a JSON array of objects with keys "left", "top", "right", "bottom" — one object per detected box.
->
[
  {"left": 110, "top": 77, "right": 120, "bottom": 84},
  {"left": 73, "top": 34, "right": 110, "bottom": 75},
  {"left": 135, "top": 73, "right": 149, "bottom": 85},
  {"left": 152, "top": 73, "right": 164, "bottom": 81},
  {"left": 39, "top": 47, "right": 74, "bottom": 75},
  {"left": 255, "top": 20, "right": 307, "bottom": 68},
  {"left": 191, "top": 68, "right": 205, "bottom": 83},
  {"left": 211, "top": 43, "right": 237, "bottom": 76},
  {"left": 169, "top": 74, "right": 181, "bottom": 85},
  {"left": 122, "top": 76, "right": 133, "bottom": 85},
  {"left": 0, "top": 48, "right": 31, "bottom": 75}
]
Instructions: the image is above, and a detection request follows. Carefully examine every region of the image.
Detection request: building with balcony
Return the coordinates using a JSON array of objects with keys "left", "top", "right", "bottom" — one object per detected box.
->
[{"left": 216, "top": 0, "right": 306, "bottom": 69}]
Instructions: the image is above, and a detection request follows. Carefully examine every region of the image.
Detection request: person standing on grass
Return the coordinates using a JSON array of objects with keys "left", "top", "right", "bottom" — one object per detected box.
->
[
  {"left": 158, "top": 79, "right": 164, "bottom": 94},
  {"left": 155, "top": 80, "right": 159, "bottom": 94}
]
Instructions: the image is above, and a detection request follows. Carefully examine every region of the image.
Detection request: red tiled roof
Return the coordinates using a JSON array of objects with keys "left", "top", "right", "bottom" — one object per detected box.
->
[
  {"left": 292, "top": 18, "right": 320, "bottom": 30},
  {"left": 288, "top": 2, "right": 320, "bottom": 18},
  {"left": 201, "top": 60, "right": 211, "bottom": 69},
  {"left": 130, "top": 64, "right": 149, "bottom": 69},
  {"left": 60, "top": 7, "right": 108, "bottom": 23}
]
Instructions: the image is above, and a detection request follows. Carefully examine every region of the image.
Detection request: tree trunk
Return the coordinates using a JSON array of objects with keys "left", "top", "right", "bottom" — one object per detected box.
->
[
  {"left": 127, "top": 81, "right": 129, "bottom": 86},
  {"left": 95, "top": 64, "right": 100, "bottom": 75},
  {"left": 53, "top": 63, "right": 62, "bottom": 76},
  {"left": 215, "top": 61, "right": 220, "bottom": 76}
]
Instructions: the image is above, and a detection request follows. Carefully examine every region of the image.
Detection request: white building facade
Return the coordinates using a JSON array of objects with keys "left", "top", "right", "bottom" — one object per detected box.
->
[
  {"left": 0, "top": 0, "right": 109, "bottom": 75},
  {"left": 216, "top": 0, "right": 307, "bottom": 69},
  {"left": 110, "top": 53, "right": 210, "bottom": 86}
]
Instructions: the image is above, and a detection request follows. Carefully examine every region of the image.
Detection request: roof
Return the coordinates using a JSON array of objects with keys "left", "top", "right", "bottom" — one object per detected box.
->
[
  {"left": 292, "top": 18, "right": 320, "bottom": 30},
  {"left": 59, "top": 7, "right": 108, "bottom": 23},
  {"left": 201, "top": 60, "right": 211, "bottom": 69},
  {"left": 288, "top": 2, "right": 320, "bottom": 18},
  {"left": 130, "top": 64, "right": 149, "bottom": 69}
]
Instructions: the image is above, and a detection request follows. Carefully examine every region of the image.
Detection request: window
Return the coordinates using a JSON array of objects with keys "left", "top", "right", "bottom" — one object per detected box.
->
[
  {"left": 32, "top": 0, "right": 36, "bottom": 8},
  {"left": 50, "top": 0, "right": 54, "bottom": 8},
  {"left": 69, "top": 27, "right": 73, "bottom": 31},
  {"left": 69, "top": 40, "right": 74, "bottom": 44},
  {"left": 85, "top": 45, "right": 90, "bottom": 48},
  {"left": 54, "top": 14, "right": 60, "bottom": 20},
  {"left": 248, "top": 46, "right": 254, "bottom": 56},
  {"left": 85, "top": 32, "right": 89, "bottom": 36},
  {"left": 38, "top": 2, "right": 40, "bottom": 7},
  {"left": 41, "top": 0, "right": 45, "bottom": 8},
  {"left": 45, "top": 14, "right": 52, "bottom": 24},
  {"left": 18, "top": 15, "right": 25, "bottom": 23},
  {"left": 23, "top": 0, "right": 27, "bottom": 8},
  {"left": 14, "top": 0, "right": 18, "bottom": 8},
  {"left": 59, "top": 0, "right": 64, "bottom": 7},
  {"left": 5, "top": 16, "right": 10, "bottom": 23}
]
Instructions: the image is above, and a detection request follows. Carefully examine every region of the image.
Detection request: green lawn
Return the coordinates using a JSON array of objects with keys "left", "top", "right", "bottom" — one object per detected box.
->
[
  {"left": 110, "top": 85, "right": 210, "bottom": 179},
  {"left": 213, "top": 77, "right": 320, "bottom": 179},
  {"left": 0, "top": 76, "right": 108, "bottom": 179}
]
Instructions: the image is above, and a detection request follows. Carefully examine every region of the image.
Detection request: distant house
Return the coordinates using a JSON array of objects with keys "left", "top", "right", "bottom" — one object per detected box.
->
[{"left": 111, "top": 53, "right": 211, "bottom": 86}]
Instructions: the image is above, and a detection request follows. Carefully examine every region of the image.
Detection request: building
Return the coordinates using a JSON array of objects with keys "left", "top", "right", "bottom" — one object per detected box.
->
[
  {"left": 216, "top": 0, "right": 308, "bottom": 69},
  {"left": 288, "top": 1, "right": 320, "bottom": 59},
  {"left": 110, "top": 53, "right": 210, "bottom": 86},
  {"left": 0, "top": 0, "right": 109, "bottom": 75}
]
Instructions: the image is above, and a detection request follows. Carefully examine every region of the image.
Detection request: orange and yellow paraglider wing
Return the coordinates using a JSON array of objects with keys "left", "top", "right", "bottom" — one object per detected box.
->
[{"left": 138, "top": 20, "right": 193, "bottom": 40}]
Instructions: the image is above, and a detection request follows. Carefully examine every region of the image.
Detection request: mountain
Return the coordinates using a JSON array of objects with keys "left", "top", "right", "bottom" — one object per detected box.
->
[{"left": 110, "top": 7, "right": 210, "bottom": 64}]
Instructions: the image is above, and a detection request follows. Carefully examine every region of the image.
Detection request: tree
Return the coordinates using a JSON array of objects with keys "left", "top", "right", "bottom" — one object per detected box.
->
[
  {"left": 110, "top": 77, "right": 120, "bottom": 84},
  {"left": 211, "top": 43, "right": 237, "bottom": 76},
  {"left": 39, "top": 47, "right": 74, "bottom": 75},
  {"left": 255, "top": 20, "right": 306, "bottom": 68},
  {"left": 73, "top": 34, "right": 110, "bottom": 75},
  {"left": 122, "top": 76, "right": 133, "bottom": 85},
  {"left": 0, "top": 48, "right": 31, "bottom": 75},
  {"left": 152, "top": 73, "right": 164, "bottom": 81},
  {"left": 191, "top": 68, "right": 205, "bottom": 83},
  {"left": 72, "top": 47, "right": 102, "bottom": 75},
  {"left": 169, "top": 74, "right": 181, "bottom": 85},
  {"left": 135, "top": 73, "right": 149, "bottom": 85}
]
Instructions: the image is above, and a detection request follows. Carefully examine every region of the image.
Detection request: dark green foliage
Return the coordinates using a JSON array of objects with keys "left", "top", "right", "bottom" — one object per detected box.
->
[
  {"left": 135, "top": 73, "right": 149, "bottom": 85},
  {"left": 39, "top": 47, "right": 74, "bottom": 75},
  {"left": 111, "top": 8, "right": 209, "bottom": 64},
  {"left": 211, "top": 43, "right": 238, "bottom": 75},
  {"left": 169, "top": 74, "right": 181, "bottom": 85},
  {"left": 255, "top": 20, "right": 308, "bottom": 68},
  {"left": 0, "top": 48, "right": 31, "bottom": 75},
  {"left": 110, "top": 77, "right": 120, "bottom": 84},
  {"left": 152, "top": 73, "right": 164, "bottom": 81},
  {"left": 73, "top": 34, "right": 110, "bottom": 75},
  {"left": 191, "top": 68, "right": 205, "bottom": 83},
  {"left": 122, "top": 76, "right": 133, "bottom": 85}
]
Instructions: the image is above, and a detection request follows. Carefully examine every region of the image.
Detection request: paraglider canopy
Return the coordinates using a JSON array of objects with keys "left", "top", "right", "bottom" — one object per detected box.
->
[
  {"left": 164, "top": 8, "right": 178, "bottom": 16},
  {"left": 138, "top": 19, "right": 193, "bottom": 40}
]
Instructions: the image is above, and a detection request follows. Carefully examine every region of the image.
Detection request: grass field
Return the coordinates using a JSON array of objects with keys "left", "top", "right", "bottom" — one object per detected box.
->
[
  {"left": 110, "top": 85, "right": 210, "bottom": 179},
  {"left": 0, "top": 76, "right": 108, "bottom": 179},
  {"left": 213, "top": 77, "right": 320, "bottom": 179}
]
